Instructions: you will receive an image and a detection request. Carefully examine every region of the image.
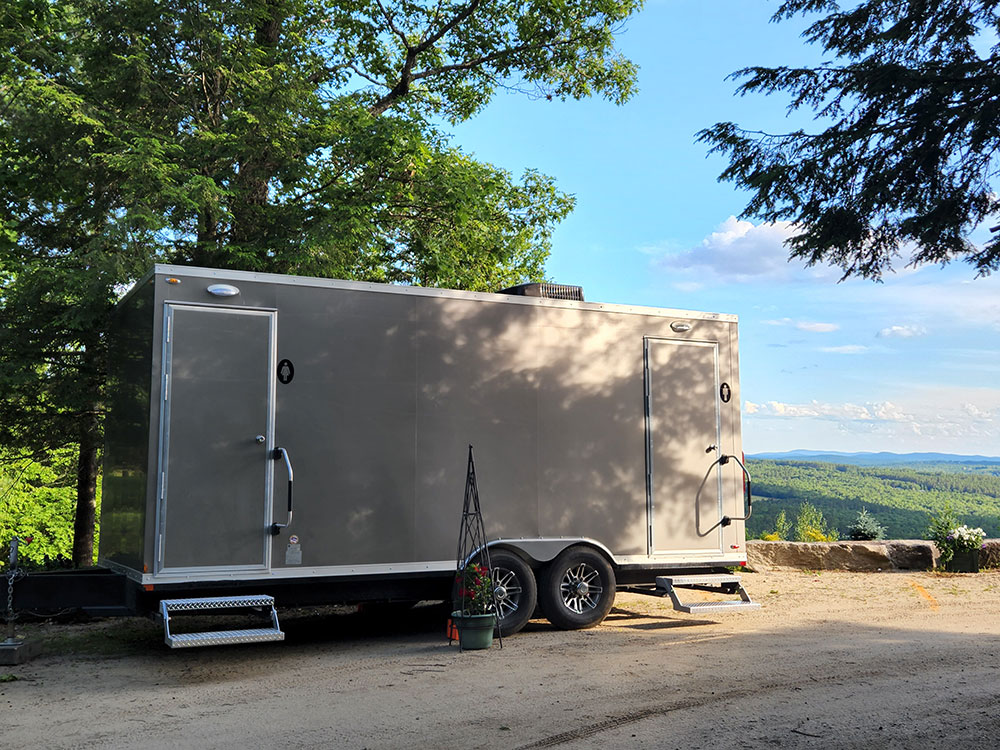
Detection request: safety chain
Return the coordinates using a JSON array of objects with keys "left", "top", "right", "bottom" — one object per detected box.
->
[
  {"left": 7, "top": 567, "right": 26, "bottom": 620},
  {"left": 4, "top": 537, "right": 29, "bottom": 640}
]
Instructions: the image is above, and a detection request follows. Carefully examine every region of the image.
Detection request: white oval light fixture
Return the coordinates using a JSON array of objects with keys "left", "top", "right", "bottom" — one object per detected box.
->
[
  {"left": 670, "top": 321, "right": 692, "bottom": 332},
  {"left": 207, "top": 283, "right": 240, "bottom": 297}
]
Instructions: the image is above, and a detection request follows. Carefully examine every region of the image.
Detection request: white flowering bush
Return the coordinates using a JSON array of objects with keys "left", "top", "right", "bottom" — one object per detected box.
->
[
  {"left": 946, "top": 525, "right": 986, "bottom": 554},
  {"left": 927, "top": 506, "right": 986, "bottom": 565}
]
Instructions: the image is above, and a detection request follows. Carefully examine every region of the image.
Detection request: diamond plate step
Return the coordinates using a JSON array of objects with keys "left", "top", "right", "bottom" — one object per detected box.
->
[
  {"left": 161, "top": 595, "right": 277, "bottom": 612},
  {"left": 669, "top": 599, "right": 761, "bottom": 614},
  {"left": 165, "top": 628, "right": 285, "bottom": 648},
  {"left": 656, "top": 574, "right": 760, "bottom": 614},
  {"left": 657, "top": 573, "right": 742, "bottom": 587},
  {"left": 160, "top": 595, "right": 284, "bottom": 649}
]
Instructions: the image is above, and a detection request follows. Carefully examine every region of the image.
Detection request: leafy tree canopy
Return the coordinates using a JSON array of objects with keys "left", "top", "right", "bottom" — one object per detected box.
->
[
  {"left": 3, "top": 0, "right": 641, "bottom": 284},
  {"left": 1, "top": 0, "right": 641, "bottom": 563},
  {"left": 700, "top": 0, "right": 1000, "bottom": 280},
  {"left": 0, "top": 449, "right": 86, "bottom": 569}
]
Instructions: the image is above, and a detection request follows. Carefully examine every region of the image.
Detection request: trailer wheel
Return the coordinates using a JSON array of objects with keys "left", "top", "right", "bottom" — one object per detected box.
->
[
  {"left": 490, "top": 550, "right": 537, "bottom": 636},
  {"left": 539, "top": 547, "right": 616, "bottom": 630}
]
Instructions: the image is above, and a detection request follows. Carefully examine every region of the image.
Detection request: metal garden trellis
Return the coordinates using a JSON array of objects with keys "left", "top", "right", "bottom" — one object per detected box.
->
[{"left": 452, "top": 445, "right": 503, "bottom": 650}]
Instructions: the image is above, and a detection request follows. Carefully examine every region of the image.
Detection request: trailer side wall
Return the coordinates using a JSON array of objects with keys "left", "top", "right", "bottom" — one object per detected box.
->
[
  {"left": 100, "top": 267, "right": 745, "bottom": 584},
  {"left": 99, "top": 277, "right": 156, "bottom": 571}
]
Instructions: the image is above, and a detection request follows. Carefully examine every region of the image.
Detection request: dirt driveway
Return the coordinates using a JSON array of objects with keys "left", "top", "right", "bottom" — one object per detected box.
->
[{"left": 4, "top": 569, "right": 1000, "bottom": 749}]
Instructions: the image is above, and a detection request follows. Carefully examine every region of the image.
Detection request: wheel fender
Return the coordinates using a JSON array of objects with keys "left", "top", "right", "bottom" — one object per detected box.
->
[{"left": 478, "top": 538, "right": 616, "bottom": 570}]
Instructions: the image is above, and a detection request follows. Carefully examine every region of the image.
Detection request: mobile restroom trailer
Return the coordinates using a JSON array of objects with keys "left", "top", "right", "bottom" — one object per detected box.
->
[{"left": 98, "top": 265, "right": 755, "bottom": 644}]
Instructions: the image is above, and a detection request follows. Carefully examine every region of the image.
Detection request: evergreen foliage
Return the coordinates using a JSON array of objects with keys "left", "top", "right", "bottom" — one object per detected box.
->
[
  {"left": 926, "top": 503, "right": 962, "bottom": 564},
  {"left": 847, "top": 507, "right": 887, "bottom": 541},
  {"left": 700, "top": 0, "right": 1000, "bottom": 279}
]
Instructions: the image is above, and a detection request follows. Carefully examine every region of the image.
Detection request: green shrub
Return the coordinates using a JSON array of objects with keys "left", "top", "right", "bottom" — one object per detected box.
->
[
  {"left": 794, "top": 502, "right": 839, "bottom": 542},
  {"left": 926, "top": 504, "right": 960, "bottom": 564},
  {"left": 847, "top": 507, "right": 887, "bottom": 540},
  {"left": 760, "top": 509, "right": 792, "bottom": 540},
  {"left": 926, "top": 504, "right": 985, "bottom": 565}
]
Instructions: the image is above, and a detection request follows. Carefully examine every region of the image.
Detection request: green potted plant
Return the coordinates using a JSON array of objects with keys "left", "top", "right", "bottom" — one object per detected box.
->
[
  {"left": 452, "top": 562, "right": 495, "bottom": 649},
  {"left": 941, "top": 525, "right": 986, "bottom": 573},
  {"left": 928, "top": 506, "right": 986, "bottom": 573}
]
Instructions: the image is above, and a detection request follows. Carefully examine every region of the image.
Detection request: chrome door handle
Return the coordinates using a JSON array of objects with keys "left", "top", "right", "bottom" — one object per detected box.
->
[{"left": 269, "top": 447, "right": 294, "bottom": 535}]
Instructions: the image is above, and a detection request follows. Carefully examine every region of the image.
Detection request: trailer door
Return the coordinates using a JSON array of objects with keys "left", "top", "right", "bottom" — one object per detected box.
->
[
  {"left": 644, "top": 337, "right": 724, "bottom": 555},
  {"left": 156, "top": 305, "right": 276, "bottom": 573}
]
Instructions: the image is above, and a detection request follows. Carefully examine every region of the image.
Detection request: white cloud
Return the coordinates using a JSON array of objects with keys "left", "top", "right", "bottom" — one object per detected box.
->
[
  {"left": 871, "top": 402, "right": 910, "bottom": 421},
  {"left": 875, "top": 275, "right": 1000, "bottom": 331},
  {"left": 819, "top": 345, "right": 869, "bottom": 354},
  {"left": 762, "top": 318, "right": 839, "bottom": 332},
  {"left": 877, "top": 325, "right": 928, "bottom": 338},
  {"left": 745, "top": 389, "right": 1000, "bottom": 453},
  {"left": 797, "top": 322, "right": 839, "bottom": 333},
  {"left": 962, "top": 402, "right": 994, "bottom": 419},
  {"left": 749, "top": 400, "right": 898, "bottom": 421},
  {"left": 672, "top": 280, "right": 705, "bottom": 293},
  {"left": 655, "top": 216, "right": 841, "bottom": 284}
]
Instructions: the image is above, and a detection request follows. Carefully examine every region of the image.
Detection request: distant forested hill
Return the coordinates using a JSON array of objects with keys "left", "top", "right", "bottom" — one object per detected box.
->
[
  {"left": 750, "top": 450, "right": 1000, "bottom": 467},
  {"left": 745, "top": 459, "right": 1000, "bottom": 539}
]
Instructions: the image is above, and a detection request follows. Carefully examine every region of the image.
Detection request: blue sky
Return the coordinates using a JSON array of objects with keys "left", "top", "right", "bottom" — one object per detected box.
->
[{"left": 449, "top": 0, "right": 1000, "bottom": 456}]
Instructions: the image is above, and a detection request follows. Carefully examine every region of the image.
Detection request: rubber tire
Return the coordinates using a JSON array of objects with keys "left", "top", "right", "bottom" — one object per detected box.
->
[
  {"left": 489, "top": 550, "right": 538, "bottom": 636},
  {"left": 539, "top": 546, "right": 616, "bottom": 630}
]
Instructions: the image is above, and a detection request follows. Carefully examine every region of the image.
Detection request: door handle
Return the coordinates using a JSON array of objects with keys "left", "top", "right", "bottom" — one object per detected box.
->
[
  {"left": 695, "top": 453, "right": 753, "bottom": 536},
  {"left": 269, "top": 447, "right": 294, "bottom": 535}
]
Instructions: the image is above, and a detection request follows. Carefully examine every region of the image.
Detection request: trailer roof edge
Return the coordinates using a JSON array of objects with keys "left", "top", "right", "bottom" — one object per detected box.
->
[{"left": 147, "top": 264, "right": 739, "bottom": 322}]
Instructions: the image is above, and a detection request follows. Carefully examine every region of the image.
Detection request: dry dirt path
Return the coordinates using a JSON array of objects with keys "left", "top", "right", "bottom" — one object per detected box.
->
[{"left": 3, "top": 569, "right": 999, "bottom": 749}]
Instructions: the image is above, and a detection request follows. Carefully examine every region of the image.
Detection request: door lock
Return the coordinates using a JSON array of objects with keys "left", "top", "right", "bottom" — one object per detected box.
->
[{"left": 255, "top": 435, "right": 266, "bottom": 444}]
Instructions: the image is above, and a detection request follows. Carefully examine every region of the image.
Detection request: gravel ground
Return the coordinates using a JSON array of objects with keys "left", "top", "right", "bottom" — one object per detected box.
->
[{"left": 3, "top": 569, "right": 999, "bottom": 749}]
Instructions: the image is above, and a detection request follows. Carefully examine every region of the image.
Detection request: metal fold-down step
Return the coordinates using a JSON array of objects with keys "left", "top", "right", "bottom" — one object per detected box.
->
[
  {"left": 160, "top": 595, "right": 285, "bottom": 648},
  {"left": 656, "top": 573, "right": 761, "bottom": 614}
]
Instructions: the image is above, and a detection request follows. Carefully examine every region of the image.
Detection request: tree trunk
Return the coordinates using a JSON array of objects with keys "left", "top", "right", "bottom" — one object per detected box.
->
[
  {"left": 229, "top": 4, "right": 284, "bottom": 257},
  {"left": 194, "top": 199, "right": 219, "bottom": 267},
  {"left": 72, "top": 410, "right": 100, "bottom": 568}
]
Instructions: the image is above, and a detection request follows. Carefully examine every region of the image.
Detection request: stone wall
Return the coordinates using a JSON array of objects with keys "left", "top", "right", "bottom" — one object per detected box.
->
[
  {"left": 981, "top": 540, "right": 1000, "bottom": 568},
  {"left": 746, "top": 539, "right": 1000, "bottom": 572}
]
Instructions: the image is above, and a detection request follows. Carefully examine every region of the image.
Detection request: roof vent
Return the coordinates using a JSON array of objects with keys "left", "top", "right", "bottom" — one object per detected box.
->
[{"left": 499, "top": 282, "right": 584, "bottom": 301}]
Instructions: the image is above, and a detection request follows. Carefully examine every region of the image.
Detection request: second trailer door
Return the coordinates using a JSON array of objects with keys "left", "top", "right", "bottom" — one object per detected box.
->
[{"left": 644, "top": 337, "right": 724, "bottom": 555}]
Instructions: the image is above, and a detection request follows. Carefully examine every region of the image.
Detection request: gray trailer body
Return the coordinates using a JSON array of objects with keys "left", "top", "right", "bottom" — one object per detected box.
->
[{"left": 99, "top": 265, "right": 747, "bottom": 594}]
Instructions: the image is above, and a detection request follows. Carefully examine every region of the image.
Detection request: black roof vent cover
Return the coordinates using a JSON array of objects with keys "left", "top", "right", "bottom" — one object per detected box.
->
[{"left": 498, "top": 282, "right": 584, "bottom": 301}]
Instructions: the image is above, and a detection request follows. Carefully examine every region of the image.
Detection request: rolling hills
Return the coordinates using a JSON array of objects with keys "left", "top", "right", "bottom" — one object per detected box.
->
[{"left": 744, "top": 455, "right": 1000, "bottom": 539}]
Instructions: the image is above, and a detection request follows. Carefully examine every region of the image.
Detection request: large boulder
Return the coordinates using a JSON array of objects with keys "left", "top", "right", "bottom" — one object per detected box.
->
[{"left": 746, "top": 539, "right": 938, "bottom": 571}]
